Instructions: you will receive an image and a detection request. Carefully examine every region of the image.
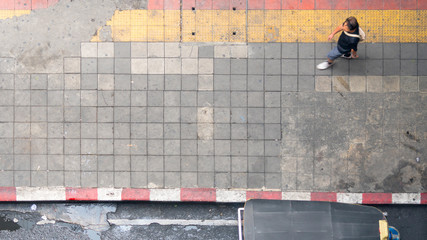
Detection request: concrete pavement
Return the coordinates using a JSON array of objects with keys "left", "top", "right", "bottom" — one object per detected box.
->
[{"left": 0, "top": 0, "right": 425, "bottom": 203}]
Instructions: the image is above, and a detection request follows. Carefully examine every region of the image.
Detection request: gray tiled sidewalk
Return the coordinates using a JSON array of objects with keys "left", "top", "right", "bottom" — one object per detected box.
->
[{"left": 0, "top": 42, "right": 426, "bottom": 192}]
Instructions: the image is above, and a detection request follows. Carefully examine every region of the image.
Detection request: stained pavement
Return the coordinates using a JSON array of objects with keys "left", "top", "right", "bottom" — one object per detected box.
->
[{"left": 0, "top": 0, "right": 425, "bottom": 197}]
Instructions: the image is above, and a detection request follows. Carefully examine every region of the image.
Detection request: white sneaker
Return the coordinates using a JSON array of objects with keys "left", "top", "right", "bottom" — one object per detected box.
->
[{"left": 316, "top": 61, "right": 334, "bottom": 70}]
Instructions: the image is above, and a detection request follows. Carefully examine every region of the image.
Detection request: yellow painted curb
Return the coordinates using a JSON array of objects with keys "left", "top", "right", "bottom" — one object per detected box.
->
[
  {"left": 92, "top": 10, "right": 426, "bottom": 43},
  {"left": 0, "top": 10, "right": 31, "bottom": 20}
]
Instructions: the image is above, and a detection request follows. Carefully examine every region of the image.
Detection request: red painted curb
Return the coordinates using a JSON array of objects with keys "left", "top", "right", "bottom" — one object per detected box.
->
[
  {"left": 182, "top": 0, "right": 195, "bottom": 10},
  {"left": 66, "top": 188, "right": 98, "bottom": 201},
  {"left": 246, "top": 191, "right": 282, "bottom": 200},
  {"left": 164, "top": 0, "right": 180, "bottom": 10},
  {"left": 181, "top": 188, "right": 216, "bottom": 202},
  {"left": 1, "top": 187, "right": 425, "bottom": 204},
  {"left": 311, "top": 192, "right": 337, "bottom": 202},
  {"left": 421, "top": 192, "right": 427, "bottom": 204},
  {"left": 0, "top": 0, "right": 58, "bottom": 10},
  {"left": 122, "top": 188, "right": 150, "bottom": 201},
  {"left": 362, "top": 193, "right": 392, "bottom": 204},
  {"left": 32, "top": 0, "right": 47, "bottom": 9},
  {"left": 0, "top": 187, "right": 17, "bottom": 201}
]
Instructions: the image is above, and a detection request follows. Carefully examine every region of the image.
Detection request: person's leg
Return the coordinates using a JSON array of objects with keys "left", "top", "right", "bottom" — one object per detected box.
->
[
  {"left": 317, "top": 47, "right": 341, "bottom": 70},
  {"left": 327, "top": 47, "right": 342, "bottom": 63}
]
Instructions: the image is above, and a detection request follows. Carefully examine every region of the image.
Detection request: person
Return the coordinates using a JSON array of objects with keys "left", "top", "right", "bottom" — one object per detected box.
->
[{"left": 317, "top": 16, "right": 360, "bottom": 70}]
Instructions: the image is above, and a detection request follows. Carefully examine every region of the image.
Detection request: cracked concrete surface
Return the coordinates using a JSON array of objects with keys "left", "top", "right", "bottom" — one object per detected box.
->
[
  {"left": 0, "top": 0, "right": 147, "bottom": 73},
  {"left": 0, "top": 0, "right": 425, "bottom": 194}
]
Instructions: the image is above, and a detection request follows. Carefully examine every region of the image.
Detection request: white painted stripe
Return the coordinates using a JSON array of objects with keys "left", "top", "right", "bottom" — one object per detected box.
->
[
  {"left": 337, "top": 193, "right": 363, "bottom": 204},
  {"left": 9, "top": 187, "right": 425, "bottom": 204},
  {"left": 98, "top": 188, "right": 123, "bottom": 201},
  {"left": 216, "top": 190, "right": 246, "bottom": 202},
  {"left": 108, "top": 219, "right": 239, "bottom": 226},
  {"left": 150, "top": 189, "right": 180, "bottom": 201},
  {"left": 282, "top": 192, "right": 311, "bottom": 201},
  {"left": 16, "top": 187, "right": 66, "bottom": 201},
  {"left": 392, "top": 193, "right": 421, "bottom": 204}
]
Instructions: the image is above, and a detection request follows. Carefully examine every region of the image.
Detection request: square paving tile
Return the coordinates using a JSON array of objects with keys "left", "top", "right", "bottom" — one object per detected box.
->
[
  {"left": 400, "top": 76, "right": 418, "bottom": 92},
  {"left": 248, "top": 43, "right": 264, "bottom": 58},
  {"left": 199, "top": 58, "right": 213, "bottom": 74},
  {"left": 265, "top": 59, "right": 281, "bottom": 75},
  {"left": 384, "top": 59, "right": 400, "bottom": 76},
  {"left": 98, "top": 42, "right": 114, "bottom": 58},
  {"left": 199, "top": 46, "right": 214, "bottom": 58},
  {"left": 15, "top": 74, "right": 30, "bottom": 89},
  {"left": 298, "top": 59, "right": 314, "bottom": 75},
  {"left": 81, "top": 58, "right": 97, "bottom": 73},
  {"left": 299, "top": 76, "right": 315, "bottom": 92},
  {"left": 383, "top": 76, "right": 400, "bottom": 92},
  {"left": 148, "top": 43, "right": 165, "bottom": 58},
  {"left": 367, "top": 76, "right": 383, "bottom": 92},
  {"left": 164, "top": 172, "right": 180, "bottom": 188},
  {"left": 182, "top": 58, "right": 198, "bottom": 74},
  {"left": 419, "top": 76, "right": 427, "bottom": 92},
  {"left": 131, "top": 172, "right": 147, "bottom": 188},
  {"left": 265, "top": 43, "right": 281, "bottom": 59},
  {"left": 282, "top": 43, "right": 298, "bottom": 58},
  {"left": 401, "top": 43, "right": 417, "bottom": 59},
  {"left": 332, "top": 76, "right": 350, "bottom": 92},
  {"left": 299, "top": 43, "right": 315, "bottom": 58},
  {"left": 349, "top": 76, "right": 366, "bottom": 92},
  {"left": 247, "top": 76, "right": 263, "bottom": 92},
  {"left": 131, "top": 42, "right": 147, "bottom": 58},
  {"left": 265, "top": 75, "right": 281, "bottom": 91},
  {"left": 349, "top": 60, "right": 366, "bottom": 75},
  {"left": 148, "top": 172, "right": 164, "bottom": 188},
  {"left": 181, "top": 45, "right": 198, "bottom": 58},
  {"left": 231, "top": 173, "right": 247, "bottom": 188},
  {"left": 230, "top": 59, "right": 247, "bottom": 74},
  {"left": 115, "top": 58, "right": 131, "bottom": 74},
  {"left": 215, "top": 172, "right": 230, "bottom": 188},
  {"left": 418, "top": 43, "right": 427, "bottom": 59},
  {"left": 230, "top": 45, "right": 247, "bottom": 59},
  {"left": 214, "top": 58, "right": 231, "bottom": 74},
  {"left": 282, "top": 75, "right": 298, "bottom": 92},
  {"left": 366, "top": 43, "right": 383, "bottom": 59},
  {"left": 400, "top": 60, "right": 417, "bottom": 76},
  {"left": 366, "top": 59, "right": 383, "bottom": 75},
  {"left": 81, "top": 42, "right": 97, "bottom": 58},
  {"left": 315, "top": 43, "right": 332, "bottom": 58},
  {"left": 64, "top": 58, "right": 81, "bottom": 73},
  {"left": 418, "top": 60, "right": 427, "bottom": 75},
  {"left": 248, "top": 59, "right": 264, "bottom": 74},
  {"left": 315, "top": 76, "right": 331, "bottom": 92},
  {"left": 383, "top": 43, "right": 400, "bottom": 59},
  {"left": 115, "top": 42, "right": 131, "bottom": 58}
]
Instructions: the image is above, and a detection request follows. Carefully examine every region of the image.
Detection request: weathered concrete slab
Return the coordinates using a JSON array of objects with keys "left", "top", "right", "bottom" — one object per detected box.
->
[{"left": 0, "top": 1, "right": 425, "bottom": 200}]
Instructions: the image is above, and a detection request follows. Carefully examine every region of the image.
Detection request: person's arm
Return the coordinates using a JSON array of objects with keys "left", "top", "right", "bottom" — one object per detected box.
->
[{"left": 328, "top": 24, "right": 345, "bottom": 41}]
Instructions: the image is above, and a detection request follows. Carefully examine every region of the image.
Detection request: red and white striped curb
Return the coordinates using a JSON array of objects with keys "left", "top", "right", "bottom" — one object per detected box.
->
[{"left": 0, "top": 187, "right": 426, "bottom": 204}]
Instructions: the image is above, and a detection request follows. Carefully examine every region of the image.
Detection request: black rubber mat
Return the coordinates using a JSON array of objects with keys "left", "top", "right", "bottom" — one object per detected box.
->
[{"left": 243, "top": 200, "right": 384, "bottom": 240}]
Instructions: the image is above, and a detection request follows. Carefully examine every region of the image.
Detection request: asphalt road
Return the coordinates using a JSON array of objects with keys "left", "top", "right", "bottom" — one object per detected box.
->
[
  {"left": 0, "top": 202, "right": 425, "bottom": 239},
  {"left": 368, "top": 204, "right": 427, "bottom": 240}
]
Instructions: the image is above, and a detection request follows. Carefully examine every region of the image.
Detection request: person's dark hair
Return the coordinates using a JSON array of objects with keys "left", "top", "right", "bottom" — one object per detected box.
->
[{"left": 344, "top": 16, "right": 359, "bottom": 31}]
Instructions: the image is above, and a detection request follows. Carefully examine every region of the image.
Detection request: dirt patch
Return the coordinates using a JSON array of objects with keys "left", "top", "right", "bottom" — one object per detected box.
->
[{"left": 378, "top": 161, "right": 425, "bottom": 192}]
